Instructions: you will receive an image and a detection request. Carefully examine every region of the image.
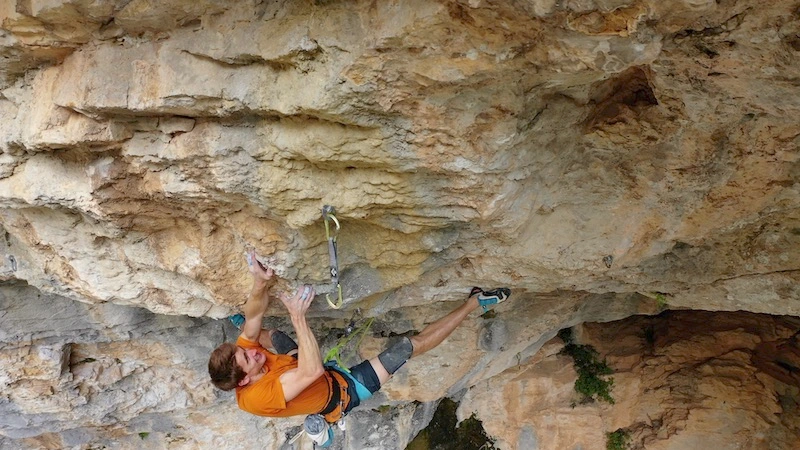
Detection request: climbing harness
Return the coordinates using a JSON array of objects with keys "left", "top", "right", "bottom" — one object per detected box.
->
[
  {"left": 322, "top": 205, "right": 343, "bottom": 309},
  {"left": 301, "top": 359, "right": 372, "bottom": 448}
]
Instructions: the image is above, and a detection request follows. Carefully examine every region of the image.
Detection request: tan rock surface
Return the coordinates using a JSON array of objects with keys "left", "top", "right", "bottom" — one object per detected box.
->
[{"left": 1, "top": 0, "right": 799, "bottom": 448}]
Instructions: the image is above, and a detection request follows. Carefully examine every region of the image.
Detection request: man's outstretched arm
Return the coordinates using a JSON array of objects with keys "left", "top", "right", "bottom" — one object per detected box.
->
[
  {"left": 278, "top": 285, "right": 325, "bottom": 402},
  {"left": 240, "top": 249, "right": 275, "bottom": 342}
]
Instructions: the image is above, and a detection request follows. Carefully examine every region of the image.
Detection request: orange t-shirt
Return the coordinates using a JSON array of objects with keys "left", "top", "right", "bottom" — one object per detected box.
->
[{"left": 235, "top": 335, "right": 333, "bottom": 417}]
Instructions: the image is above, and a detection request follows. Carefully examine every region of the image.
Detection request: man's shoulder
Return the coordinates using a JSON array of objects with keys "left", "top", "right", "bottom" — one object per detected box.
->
[
  {"left": 237, "top": 376, "right": 287, "bottom": 413},
  {"left": 236, "top": 334, "right": 260, "bottom": 349}
]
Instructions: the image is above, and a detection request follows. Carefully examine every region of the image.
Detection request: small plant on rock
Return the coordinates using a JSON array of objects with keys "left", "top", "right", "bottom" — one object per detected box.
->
[
  {"left": 558, "top": 328, "right": 615, "bottom": 404},
  {"left": 654, "top": 293, "right": 668, "bottom": 310},
  {"left": 638, "top": 291, "right": 669, "bottom": 310},
  {"left": 606, "top": 429, "right": 630, "bottom": 450}
]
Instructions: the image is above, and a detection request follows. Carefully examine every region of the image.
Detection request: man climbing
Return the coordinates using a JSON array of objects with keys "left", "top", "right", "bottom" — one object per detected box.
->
[{"left": 208, "top": 249, "right": 510, "bottom": 445}]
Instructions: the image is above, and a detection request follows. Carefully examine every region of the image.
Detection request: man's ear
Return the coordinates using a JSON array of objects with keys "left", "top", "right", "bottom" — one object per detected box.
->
[{"left": 238, "top": 375, "right": 250, "bottom": 387}]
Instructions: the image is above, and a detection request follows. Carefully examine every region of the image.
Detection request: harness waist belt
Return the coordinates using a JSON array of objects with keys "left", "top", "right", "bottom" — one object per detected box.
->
[{"left": 319, "top": 371, "right": 341, "bottom": 415}]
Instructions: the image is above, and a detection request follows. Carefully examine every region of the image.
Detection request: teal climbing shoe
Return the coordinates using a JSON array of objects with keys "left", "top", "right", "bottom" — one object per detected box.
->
[
  {"left": 470, "top": 287, "right": 511, "bottom": 312},
  {"left": 229, "top": 313, "right": 245, "bottom": 329}
]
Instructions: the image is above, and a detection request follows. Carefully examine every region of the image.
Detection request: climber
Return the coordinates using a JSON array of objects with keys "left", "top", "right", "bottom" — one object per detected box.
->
[{"left": 207, "top": 249, "right": 510, "bottom": 437}]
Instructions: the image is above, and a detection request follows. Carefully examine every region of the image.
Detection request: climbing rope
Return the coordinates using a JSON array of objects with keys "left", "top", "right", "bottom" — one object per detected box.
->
[
  {"left": 324, "top": 316, "right": 375, "bottom": 370},
  {"left": 322, "top": 205, "right": 344, "bottom": 309}
]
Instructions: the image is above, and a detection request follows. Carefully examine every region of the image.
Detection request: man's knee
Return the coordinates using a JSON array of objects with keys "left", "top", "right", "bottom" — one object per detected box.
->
[
  {"left": 271, "top": 330, "right": 298, "bottom": 355},
  {"left": 377, "top": 336, "right": 414, "bottom": 374}
]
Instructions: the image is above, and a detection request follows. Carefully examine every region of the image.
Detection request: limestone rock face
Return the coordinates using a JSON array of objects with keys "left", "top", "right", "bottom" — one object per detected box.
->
[
  {"left": 1, "top": 0, "right": 799, "bottom": 448},
  {"left": 463, "top": 311, "right": 800, "bottom": 450}
]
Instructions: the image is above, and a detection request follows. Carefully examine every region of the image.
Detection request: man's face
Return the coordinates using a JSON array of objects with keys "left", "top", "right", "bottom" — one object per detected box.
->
[{"left": 234, "top": 347, "right": 266, "bottom": 384}]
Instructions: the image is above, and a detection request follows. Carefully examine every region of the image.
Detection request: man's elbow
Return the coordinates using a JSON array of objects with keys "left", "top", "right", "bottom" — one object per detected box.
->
[
  {"left": 308, "top": 366, "right": 325, "bottom": 379},
  {"left": 299, "top": 364, "right": 324, "bottom": 380}
]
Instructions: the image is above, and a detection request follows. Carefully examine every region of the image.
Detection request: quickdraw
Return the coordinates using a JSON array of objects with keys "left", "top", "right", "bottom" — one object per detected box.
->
[{"left": 322, "top": 205, "right": 343, "bottom": 309}]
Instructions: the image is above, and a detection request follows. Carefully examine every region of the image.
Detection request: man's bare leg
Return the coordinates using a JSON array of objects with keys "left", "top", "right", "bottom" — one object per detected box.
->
[
  {"left": 369, "top": 294, "right": 481, "bottom": 383},
  {"left": 409, "top": 294, "right": 480, "bottom": 356}
]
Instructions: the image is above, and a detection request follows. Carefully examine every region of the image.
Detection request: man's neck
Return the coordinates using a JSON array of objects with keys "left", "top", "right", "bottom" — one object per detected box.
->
[{"left": 244, "top": 366, "right": 268, "bottom": 386}]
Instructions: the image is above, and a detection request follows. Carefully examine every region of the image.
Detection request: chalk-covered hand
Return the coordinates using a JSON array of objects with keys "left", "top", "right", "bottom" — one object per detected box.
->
[
  {"left": 247, "top": 249, "right": 274, "bottom": 285},
  {"left": 279, "top": 285, "right": 315, "bottom": 318}
]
